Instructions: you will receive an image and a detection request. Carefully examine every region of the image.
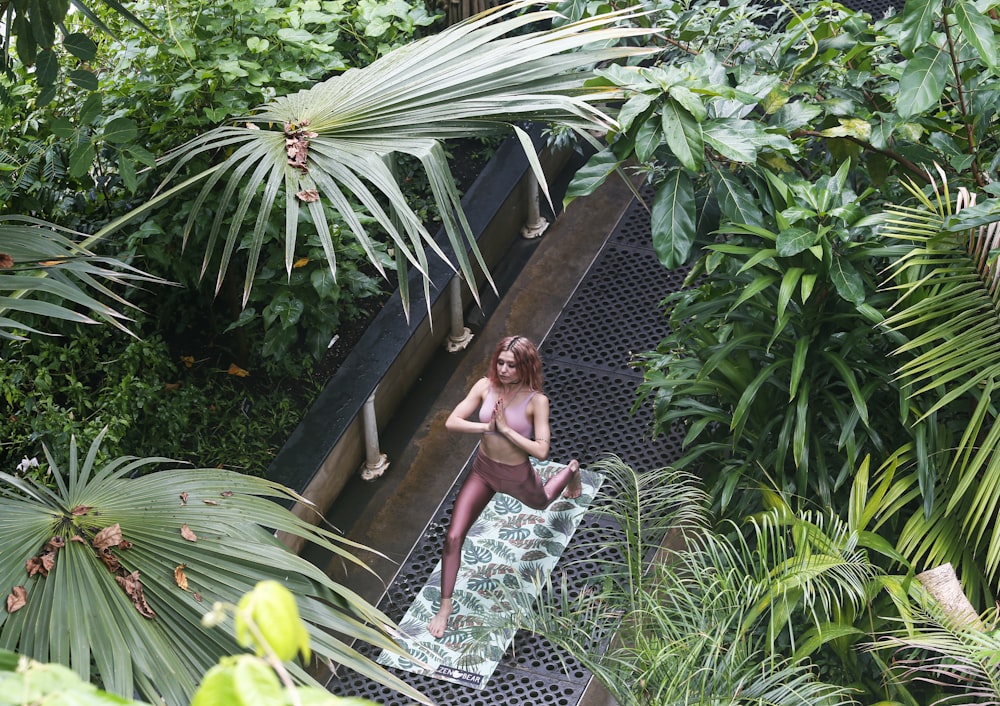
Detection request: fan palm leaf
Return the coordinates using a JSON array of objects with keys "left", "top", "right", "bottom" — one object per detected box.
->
[
  {"left": 874, "top": 167, "right": 1000, "bottom": 584},
  {"left": 0, "top": 216, "right": 167, "bottom": 339},
  {"left": 0, "top": 431, "right": 429, "bottom": 706},
  {"left": 96, "top": 1, "right": 654, "bottom": 314}
]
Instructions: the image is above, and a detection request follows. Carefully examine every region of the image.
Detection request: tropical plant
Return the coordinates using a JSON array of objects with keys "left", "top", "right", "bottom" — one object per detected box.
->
[
  {"left": 864, "top": 171, "right": 1000, "bottom": 599},
  {"left": 0, "top": 581, "right": 381, "bottom": 706},
  {"left": 516, "top": 457, "right": 919, "bottom": 704},
  {"left": 871, "top": 599, "right": 1000, "bottom": 705},
  {"left": 94, "top": 1, "right": 654, "bottom": 316},
  {"left": 0, "top": 430, "right": 428, "bottom": 705},
  {"left": 0, "top": 217, "right": 167, "bottom": 339}
]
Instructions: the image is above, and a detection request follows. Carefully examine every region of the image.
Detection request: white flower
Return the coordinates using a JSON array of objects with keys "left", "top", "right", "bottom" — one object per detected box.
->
[{"left": 16, "top": 456, "right": 39, "bottom": 473}]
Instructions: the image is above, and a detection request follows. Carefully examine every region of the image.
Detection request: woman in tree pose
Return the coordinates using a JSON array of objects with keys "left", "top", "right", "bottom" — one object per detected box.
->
[{"left": 428, "top": 335, "right": 581, "bottom": 639}]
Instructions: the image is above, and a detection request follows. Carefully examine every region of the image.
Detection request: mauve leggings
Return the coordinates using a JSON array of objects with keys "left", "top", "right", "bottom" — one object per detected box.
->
[{"left": 439, "top": 450, "right": 577, "bottom": 600}]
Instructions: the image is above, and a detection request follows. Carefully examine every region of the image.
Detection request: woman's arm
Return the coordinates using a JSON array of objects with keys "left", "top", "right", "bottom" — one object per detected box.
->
[
  {"left": 495, "top": 393, "right": 551, "bottom": 460},
  {"left": 445, "top": 378, "right": 493, "bottom": 434}
]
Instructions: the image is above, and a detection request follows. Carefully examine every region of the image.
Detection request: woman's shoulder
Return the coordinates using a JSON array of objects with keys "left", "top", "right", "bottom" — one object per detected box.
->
[
  {"left": 471, "top": 377, "right": 492, "bottom": 395},
  {"left": 527, "top": 390, "right": 549, "bottom": 406}
]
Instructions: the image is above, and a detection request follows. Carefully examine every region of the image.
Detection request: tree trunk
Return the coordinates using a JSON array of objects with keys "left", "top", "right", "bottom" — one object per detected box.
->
[{"left": 916, "top": 563, "right": 982, "bottom": 629}]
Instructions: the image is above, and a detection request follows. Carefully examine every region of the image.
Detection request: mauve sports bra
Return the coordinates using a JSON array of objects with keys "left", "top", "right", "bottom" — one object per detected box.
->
[{"left": 479, "top": 385, "right": 536, "bottom": 438}]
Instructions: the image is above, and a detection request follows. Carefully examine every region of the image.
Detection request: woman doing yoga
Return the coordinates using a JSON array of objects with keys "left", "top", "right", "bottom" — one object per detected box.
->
[{"left": 428, "top": 335, "right": 581, "bottom": 639}]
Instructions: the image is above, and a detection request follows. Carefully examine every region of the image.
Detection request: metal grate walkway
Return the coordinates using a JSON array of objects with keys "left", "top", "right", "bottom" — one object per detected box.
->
[{"left": 326, "top": 192, "right": 689, "bottom": 705}]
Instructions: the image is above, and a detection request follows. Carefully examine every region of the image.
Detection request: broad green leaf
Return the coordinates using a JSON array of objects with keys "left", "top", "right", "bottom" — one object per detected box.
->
[
  {"left": 49, "top": 117, "right": 75, "bottom": 138},
  {"left": 63, "top": 32, "right": 98, "bottom": 61},
  {"left": 565, "top": 149, "right": 622, "bottom": 204},
  {"left": 69, "top": 140, "right": 95, "bottom": 179},
  {"left": 668, "top": 85, "right": 707, "bottom": 122},
  {"left": 634, "top": 117, "right": 661, "bottom": 163},
  {"left": 770, "top": 101, "right": 823, "bottom": 132},
  {"left": 703, "top": 119, "right": 758, "bottom": 163},
  {"left": 651, "top": 169, "right": 696, "bottom": 268},
  {"left": 830, "top": 254, "right": 865, "bottom": 304},
  {"left": 233, "top": 657, "right": 284, "bottom": 705},
  {"left": 899, "top": 0, "right": 939, "bottom": 56},
  {"left": 79, "top": 93, "right": 103, "bottom": 125},
  {"left": 617, "top": 92, "right": 653, "bottom": 132},
  {"left": 660, "top": 99, "right": 704, "bottom": 172},
  {"left": 897, "top": 45, "right": 950, "bottom": 118},
  {"left": 68, "top": 69, "right": 99, "bottom": 91},
  {"left": 776, "top": 227, "right": 819, "bottom": 256},
  {"left": 35, "top": 48, "right": 59, "bottom": 86},
  {"left": 118, "top": 154, "right": 137, "bottom": 192},
  {"left": 952, "top": 1, "right": 998, "bottom": 71},
  {"left": 712, "top": 169, "right": 763, "bottom": 228},
  {"left": 104, "top": 118, "right": 138, "bottom": 144}
]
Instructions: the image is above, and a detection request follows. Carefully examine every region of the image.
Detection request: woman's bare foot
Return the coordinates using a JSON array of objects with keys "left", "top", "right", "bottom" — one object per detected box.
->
[
  {"left": 428, "top": 597, "right": 453, "bottom": 639},
  {"left": 562, "top": 459, "right": 582, "bottom": 499}
]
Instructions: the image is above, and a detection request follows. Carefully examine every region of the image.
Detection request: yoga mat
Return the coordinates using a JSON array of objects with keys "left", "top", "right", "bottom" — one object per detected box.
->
[{"left": 377, "top": 459, "right": 603, "bottom": 689}]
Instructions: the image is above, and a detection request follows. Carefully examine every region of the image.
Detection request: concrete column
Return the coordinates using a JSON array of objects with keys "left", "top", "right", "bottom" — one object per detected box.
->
[
  {"left": 521, "top": 170, "right": 549, "bottom": 239},
  {"left": 445, "top": 275, "right": 474, "bottom": 352},
  {"left": 359, "top": 387, "right": 389, "bottom": 481}
]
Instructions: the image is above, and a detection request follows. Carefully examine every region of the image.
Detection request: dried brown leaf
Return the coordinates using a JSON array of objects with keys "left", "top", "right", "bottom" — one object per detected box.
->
[
  {"left": 193, "top": 592, "right": 203, "bottom": 602},
  {"left": 179, "top": 492, "right": 188, "bottom": 506},
  {"left": 92, "top": 524, "right": 122, "bottom": 551},
  {"left": 180, "top": 524, "right": 198, "bottom": 542},
  {"left": 99, "top": 548, "right": 120, "bottom": 573},
  {"left": 202, "top": 500, "right": 218, "bottom": 506},
  {"left": 174, "top": 564, "right": 189, "bottom": 591},
  {"left": 116, "top": 571, "right": 155, "bottom": 618},
  {"left": 43, "top": 536, "right": 65, "bottom": 552},
  {"left": 71, "top": 506, "right": 92, "bottom": 516},
  {"left": 296, "top": 189, "right": 320, "bottom": 203},
  {"left": 6, "top": 586, "right": 26, "bottom": 612},
  {"left": 25, "top": 556, "right": 43, "bottom": 577},
  {"left": 221, "top": 491, "right": 233, "bottom": 497},
  {"left": 70, "top": 535, "right": 85, "bottom": 544}
]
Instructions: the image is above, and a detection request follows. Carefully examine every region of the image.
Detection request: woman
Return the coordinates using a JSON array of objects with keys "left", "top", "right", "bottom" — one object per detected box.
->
[{"left": 428, "top": 335, "right": 581, "bottom": 639}]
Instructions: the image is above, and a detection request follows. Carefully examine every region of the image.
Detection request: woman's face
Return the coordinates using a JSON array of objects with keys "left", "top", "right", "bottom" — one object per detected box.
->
[{"left": 496, "top": 350, "right": 520, "bottom": 384}]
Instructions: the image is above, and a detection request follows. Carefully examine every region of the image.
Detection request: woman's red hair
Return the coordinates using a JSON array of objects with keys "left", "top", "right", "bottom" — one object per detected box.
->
[{"left": 487, "top": 335, "right": 543, "bottom": 391}]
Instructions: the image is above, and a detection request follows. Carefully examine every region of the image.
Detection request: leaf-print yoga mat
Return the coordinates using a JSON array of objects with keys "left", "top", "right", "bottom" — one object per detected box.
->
[{"left": 377, "top": 459, "right": 603, "bottom": 689}]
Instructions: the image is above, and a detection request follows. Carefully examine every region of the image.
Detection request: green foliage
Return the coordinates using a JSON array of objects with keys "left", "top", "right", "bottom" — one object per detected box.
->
[
  {"left": 2, "top": 0, "right": 442, "bottom": 371},
  {"left": 0, "top": 325, "right": 316, "bottom": 476},
  {"left": 636, "top": 161, "right": 912, "bottom": 513},
  {"left": 192, "top": 582, "right": 379, "bottom": 706},
  {"left": 0, "top": 432, "right": 427, "bottom": 704},
  {"left": 0, "top": 650, "right": 149, "bottom": 705},
  {"left": 518, "top": 457, "right": 917, "bottom": 705}
]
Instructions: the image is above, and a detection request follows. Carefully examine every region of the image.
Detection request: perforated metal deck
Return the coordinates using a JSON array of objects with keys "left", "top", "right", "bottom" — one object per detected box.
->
[{"left": 325, "top": 189, "right": 688, "bottom": 705}]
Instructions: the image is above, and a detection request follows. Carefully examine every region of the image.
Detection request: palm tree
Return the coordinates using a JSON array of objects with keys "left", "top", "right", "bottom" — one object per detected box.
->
[
  {"left": 872, "top": 167, "right": 1000, "bottom": 596},
  {"left": 92, "top": 1, "right": 654, "bottom": 315},
  {"left": 514, "top": 457, "right": 886, "bottom": 705},
  {"left": 2, "top": 1, "right": 653, "bottom": 333},
  {"left": 870, "top": 601, "right": 1000, "bottom": 705},
  {"left": 0, "top": 430, "right": 427, "bottom": 705},
  {"left": 0, "top": 216, "right": 167, "bottom": 339}
]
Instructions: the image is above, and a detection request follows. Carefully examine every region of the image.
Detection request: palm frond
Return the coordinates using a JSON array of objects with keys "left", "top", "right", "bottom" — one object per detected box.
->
[
  {"left": 871, "top": 604, "right": 1000, "bottom": 705},
  {"left": 515, "top": 458, "right": 860, "bottom": 705},
  {"left": 0, "top": 432, "right": 429, "bottom": 705},
  {"left": 96, "top": 1, "right": 654, "bottom": 315},
  {"left": 875, "top": 170, "right": 1000, "bottom": 588},
  {"left": 0, "top": 216, "right": 169, "bottom": 339}
]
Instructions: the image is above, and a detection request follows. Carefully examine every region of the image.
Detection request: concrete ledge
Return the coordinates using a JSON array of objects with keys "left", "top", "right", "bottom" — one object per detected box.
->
[{"left": 269, "top": 129, "right": 574, "bottom": 551}]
